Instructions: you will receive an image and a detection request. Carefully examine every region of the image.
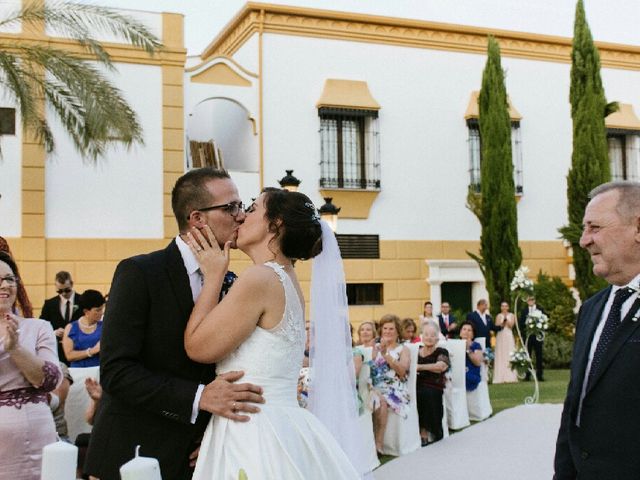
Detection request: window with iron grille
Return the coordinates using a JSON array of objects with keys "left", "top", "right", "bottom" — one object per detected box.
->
[
  {"left": 319, "top": 108, "right": 380, "bottom": 190},
  {"left": 467, "top": 119, "right": 523, "bottom": 194},
  {"left": 346, "top": 283, "right": 383, "bottom": 306},
  {"left": 607, "top": 130, "right": 640, "bottom": 181}
]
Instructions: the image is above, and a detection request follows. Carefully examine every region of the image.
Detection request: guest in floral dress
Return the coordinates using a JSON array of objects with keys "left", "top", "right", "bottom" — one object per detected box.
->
[
  {"left": 0, "top": 252, "right": 62, "bottom": 480},
  {"left": 370, "top": 314, "right": 410, "bottom": 454}
]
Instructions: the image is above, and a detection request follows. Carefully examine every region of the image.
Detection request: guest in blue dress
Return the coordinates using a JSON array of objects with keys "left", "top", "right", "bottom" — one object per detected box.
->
[
  {"left": 62, "top": 290, "right": 104, "bottom": 368},
  {"left": 459, "top": 321, "right": 483, "bottom": 392}
]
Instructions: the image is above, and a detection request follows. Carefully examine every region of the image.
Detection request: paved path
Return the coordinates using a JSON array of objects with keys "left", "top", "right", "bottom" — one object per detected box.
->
[{"left": 374, "top": 403, "right": 563, "bottom": 480}]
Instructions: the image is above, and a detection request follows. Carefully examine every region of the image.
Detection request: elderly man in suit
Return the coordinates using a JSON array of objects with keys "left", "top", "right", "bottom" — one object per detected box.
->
[
  {"left": 554, "top": 181, "right": 640, "bottom": 479},
  {"left": 40, "top": 271, "right": 83, "bottom": 364},
  {"left": 466, "top": 299, "right": 500, "bottom": 348},
  {"left": 85, "top": 168, "right": 265, "bottom": 480}
]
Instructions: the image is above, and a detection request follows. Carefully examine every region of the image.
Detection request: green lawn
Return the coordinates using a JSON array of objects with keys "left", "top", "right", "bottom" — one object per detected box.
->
[{"left": 489, "top": 369, "right": 569, "bottom": 414}]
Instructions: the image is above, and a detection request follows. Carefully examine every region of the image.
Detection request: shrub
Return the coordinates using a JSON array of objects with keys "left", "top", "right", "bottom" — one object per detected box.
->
[
  {"left": 534, "top": 271, "right": 577, "bottom": 340},
  {"left": 543, "top": 333, "right": 573, "bottom": 369}
]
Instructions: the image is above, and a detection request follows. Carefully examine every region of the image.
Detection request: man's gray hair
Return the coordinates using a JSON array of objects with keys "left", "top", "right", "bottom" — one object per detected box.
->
[{"left": 589, "top": 181, "right": 640, "bottom": 222}]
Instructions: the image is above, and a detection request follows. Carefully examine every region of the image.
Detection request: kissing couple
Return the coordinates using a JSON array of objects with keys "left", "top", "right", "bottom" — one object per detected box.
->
[{"left": 85, "top": 168, "right": 368, "bottom": 480}]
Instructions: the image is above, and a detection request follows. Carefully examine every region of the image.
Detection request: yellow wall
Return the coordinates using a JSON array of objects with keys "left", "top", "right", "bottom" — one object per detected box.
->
[
  {"left": 8, "top": 237, "right": 568, "bottom": 322},
  {"left": 6, "top": 11, "right": 187, "bottom": 314}
]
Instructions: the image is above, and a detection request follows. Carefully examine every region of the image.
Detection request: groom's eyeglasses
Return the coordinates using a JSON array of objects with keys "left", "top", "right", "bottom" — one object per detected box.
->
[{"left": 196, "top": 202, "right": 245, "bottom": 218}]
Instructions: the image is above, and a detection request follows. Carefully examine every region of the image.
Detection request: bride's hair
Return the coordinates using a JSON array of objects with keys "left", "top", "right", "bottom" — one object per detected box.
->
[{"left": 262, "top": 188, "right": 323, "bottom": 260}]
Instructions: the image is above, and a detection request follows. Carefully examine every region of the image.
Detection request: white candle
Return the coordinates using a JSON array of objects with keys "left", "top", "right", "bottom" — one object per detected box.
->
[
  {"left": 119, "top": 446, "right": 162, "bottom": 480},
  {"left": 41, "top": 440, "right": 78, "bottom": 480}
]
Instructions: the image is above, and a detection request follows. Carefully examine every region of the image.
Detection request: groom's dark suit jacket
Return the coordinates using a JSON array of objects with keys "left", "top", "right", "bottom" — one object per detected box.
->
[
  {"left": 554, "top": 285, "right": 640, "bottom": 479},
  {"left": 85, "top": 241, "right": 216, "bottom": 480}
]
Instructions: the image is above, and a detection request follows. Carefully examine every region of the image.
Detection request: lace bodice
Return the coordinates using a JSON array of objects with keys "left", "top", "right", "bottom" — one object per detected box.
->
[{"left": 216, "top": 262, "right": 305, "bottom": 402}]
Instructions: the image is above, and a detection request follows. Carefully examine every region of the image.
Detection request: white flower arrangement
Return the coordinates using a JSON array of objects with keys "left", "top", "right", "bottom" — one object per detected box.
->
[
  {"left": 525, "top": 310, "right": 549, "bottom": 340},
  {"left": 510, "top": 266, "right": 534, "bottom": 293},
  {"left": 509, "top": 347, "right": 529, "bottom": 371}
]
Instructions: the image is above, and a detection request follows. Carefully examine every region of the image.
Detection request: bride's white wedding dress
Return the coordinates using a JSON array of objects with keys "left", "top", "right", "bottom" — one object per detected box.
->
[{"left": 193, "top": 262, "right": 360, "bottom": 480}]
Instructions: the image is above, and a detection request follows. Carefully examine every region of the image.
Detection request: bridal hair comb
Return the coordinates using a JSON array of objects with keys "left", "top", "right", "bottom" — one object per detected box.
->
[{"left": 305, "top": 202, "right": 321, "bottom": 223}]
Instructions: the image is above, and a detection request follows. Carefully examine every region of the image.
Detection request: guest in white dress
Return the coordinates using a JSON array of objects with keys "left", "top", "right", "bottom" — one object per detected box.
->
[{"left": 184, "top": 189, "right": 363, "bottom": 480}]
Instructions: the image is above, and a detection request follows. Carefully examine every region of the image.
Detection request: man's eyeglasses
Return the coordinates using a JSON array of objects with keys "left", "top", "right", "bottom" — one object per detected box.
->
[
  {"left": 0, "top": 275, "right": 19, "bottom": 287},
  {"left": 195, "top": 202, "right": 245, "bottom": 218},
  {"left": 57, "top": 287, "right": 72, "bottom": 294}
]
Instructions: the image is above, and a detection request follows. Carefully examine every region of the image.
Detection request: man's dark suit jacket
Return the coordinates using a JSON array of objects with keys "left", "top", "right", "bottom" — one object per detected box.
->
[
  {"left": 466, "top": 310, "right": 499, "bottom": 344},
  {"left": 554, "top": 286, "right": 640, "bottom": 479},
  {"left": 437, "top": 313, "right": 458, "bottom": 338},
  {"left": 85, "top": 241, "right": 215, "bottom": 480},
  {"left": 40, "top": 293, "right": 83, "bottom": 363}
]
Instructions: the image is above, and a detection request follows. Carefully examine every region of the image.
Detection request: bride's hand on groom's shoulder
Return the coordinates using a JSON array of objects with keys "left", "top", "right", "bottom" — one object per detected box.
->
[
  {"left": 187, "top": 226, "right": 231, "bottom": 278},
  {"left": 199, "top": 370, "right": 265, "bottom": 422}
]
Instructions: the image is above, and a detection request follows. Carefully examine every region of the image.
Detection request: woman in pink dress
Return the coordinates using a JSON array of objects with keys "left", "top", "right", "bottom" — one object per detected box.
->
[
  {"left": 0, "top": 251, "right": 62, "bottom": 480},
  {"left": 493, "top": 301, "right": 518, "bottom": 384}
]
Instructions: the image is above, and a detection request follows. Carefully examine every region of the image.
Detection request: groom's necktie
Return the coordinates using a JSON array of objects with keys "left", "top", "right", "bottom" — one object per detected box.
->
[
  {"left": 586, "top": 286, "right": 635, "bottom": 389},
  {"left": 64, "top": 300, "right": 71, "bottom": 323},
  {"left": 194, "top": 270, "right": 236, "bottom": 301}
]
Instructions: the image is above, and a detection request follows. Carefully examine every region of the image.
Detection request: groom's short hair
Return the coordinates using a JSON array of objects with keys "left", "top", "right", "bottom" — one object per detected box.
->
[{"left": 171, "top": 167, "right": 230, "bottom": 231}]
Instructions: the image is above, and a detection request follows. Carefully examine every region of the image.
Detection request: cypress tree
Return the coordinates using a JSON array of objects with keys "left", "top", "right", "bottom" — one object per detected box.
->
[
  {"left": 560, "top": 0, "right": 611, "bottom": 299},
  {"left": 469, "top": 36, "right": 522, "bottom": 314}
]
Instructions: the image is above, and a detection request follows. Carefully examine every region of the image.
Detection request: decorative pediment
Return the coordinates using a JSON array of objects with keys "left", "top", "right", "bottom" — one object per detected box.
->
[{"left": 187, "top": 56, "right": 256, "bottom": 87}]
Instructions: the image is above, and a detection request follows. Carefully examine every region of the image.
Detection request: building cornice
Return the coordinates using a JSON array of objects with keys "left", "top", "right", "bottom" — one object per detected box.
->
[
  {"left": 201, "top": 2, "right": 640, "bottom": 71},
  {"left": 0, "top": 33, "right": 186, "bottom": 67}
]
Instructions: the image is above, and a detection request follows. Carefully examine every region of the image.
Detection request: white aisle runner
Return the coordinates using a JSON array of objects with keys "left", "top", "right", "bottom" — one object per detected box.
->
[{"left": 374, "top": 404, "right": 562, "bottom": 480}]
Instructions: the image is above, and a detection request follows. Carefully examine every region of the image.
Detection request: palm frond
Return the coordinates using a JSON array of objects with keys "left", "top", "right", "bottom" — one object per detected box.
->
[
  {"left": 0, "top": 41, "right": 144, "bottom": 159},
  {"left": 2, "top": 1, "right": 161, "bottom": 67},
  {"left": 0, "top": 48, "right": 55, "bottom": 153},
  {"left": 0, "top": 1, "right": 161, "bottom": 160}
]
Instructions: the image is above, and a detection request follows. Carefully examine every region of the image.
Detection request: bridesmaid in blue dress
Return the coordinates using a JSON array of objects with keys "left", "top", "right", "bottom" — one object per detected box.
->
[{"left": 62, "top": 290, "right": 104, "bottom": 368}]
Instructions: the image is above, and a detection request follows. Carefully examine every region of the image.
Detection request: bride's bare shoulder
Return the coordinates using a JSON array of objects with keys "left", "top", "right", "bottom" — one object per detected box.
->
[{"left": 235, "top": 264, "right": 282, "bottom": 288}]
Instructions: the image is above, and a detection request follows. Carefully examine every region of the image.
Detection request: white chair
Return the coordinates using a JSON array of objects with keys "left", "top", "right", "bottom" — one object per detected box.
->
[
  {"left": 65, "top": 366, "right": 99, "bottom": 443},
  {"left": 466, "top": 337, "right": 493, "bottom": 421},
  {"left": 441, "top": 388, "right": 450, "bottom": 439},
  {"left": 381, "top": 342, "right": 420, "bottom": 456},
  {"left": 442, "top": 339, "right": 470, "bottom": 430},
  {"left": 357, "top": 347, "right": 380, "bottom": 471},
  {"left": 434, "top": 338, "right": 450, "bottom": 439}
]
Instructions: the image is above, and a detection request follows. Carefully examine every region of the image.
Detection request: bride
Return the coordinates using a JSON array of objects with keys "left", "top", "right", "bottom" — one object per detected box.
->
[{"left": 184, "top": 188, "right": 364, "bottom": 479}]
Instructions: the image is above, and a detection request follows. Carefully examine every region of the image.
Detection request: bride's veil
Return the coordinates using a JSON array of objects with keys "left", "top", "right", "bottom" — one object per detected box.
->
[{"left": 309, "top": 220, "right": 371, "bottom": 478}]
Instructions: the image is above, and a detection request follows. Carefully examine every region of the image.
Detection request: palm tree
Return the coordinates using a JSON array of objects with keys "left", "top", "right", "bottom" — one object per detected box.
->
[{"left": 0, "top": 1, "right": 161, "bottom": 160}]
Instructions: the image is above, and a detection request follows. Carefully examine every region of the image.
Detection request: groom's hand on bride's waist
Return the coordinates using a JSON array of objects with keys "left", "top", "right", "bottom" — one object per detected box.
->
[{"left": 199, "top": 370, "right": 265, "bottom": 422}]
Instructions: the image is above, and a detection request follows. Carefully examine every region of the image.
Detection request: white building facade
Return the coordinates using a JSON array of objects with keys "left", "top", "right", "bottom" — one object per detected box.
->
[{"left": 183, "top": 2, "right": 640, "bottom": 320}]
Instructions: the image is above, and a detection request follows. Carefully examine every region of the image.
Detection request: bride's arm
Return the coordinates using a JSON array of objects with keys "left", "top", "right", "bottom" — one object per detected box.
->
[
  {"left": 185, "top": 267, "right": 271, "bottom": 363},
  {"left": 183, "top": 226, "right": 270, "bottom": 363}
]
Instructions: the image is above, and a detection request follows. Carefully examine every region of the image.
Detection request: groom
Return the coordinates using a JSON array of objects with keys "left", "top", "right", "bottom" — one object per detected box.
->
[{"left": 85, "top": 168, "right": 264, "bottom": 480}]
